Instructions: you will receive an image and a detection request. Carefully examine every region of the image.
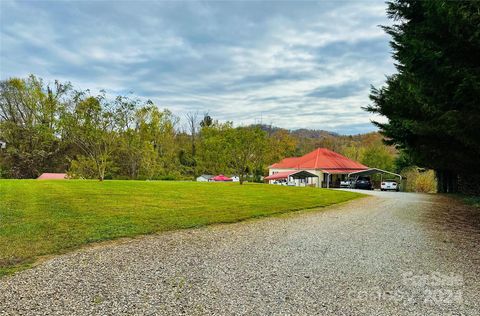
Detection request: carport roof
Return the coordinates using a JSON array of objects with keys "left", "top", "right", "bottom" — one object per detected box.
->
[
  {"left": 321, "top": 168, "right": 368, "bottom": 174},
  {"left": 289, "top": 170, "right": 319, "bottom": 179},
  {"left": 348, "top": 168, "right": 402, "bottom": 179},
  {"left": 265, "top": 170, "right": 318, "bottom": 180}
]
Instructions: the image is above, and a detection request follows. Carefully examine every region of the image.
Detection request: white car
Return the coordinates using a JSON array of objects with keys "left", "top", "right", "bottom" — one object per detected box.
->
[
  {"left": 340, "top": 180, "right": 353, "bottom": 188},
  {"left": 381, "top": 180, "right": 399, "bottom": 191}
]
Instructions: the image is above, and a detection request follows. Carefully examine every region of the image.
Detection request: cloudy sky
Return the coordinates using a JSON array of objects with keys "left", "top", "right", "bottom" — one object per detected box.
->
[{"left": 0, "top": 0, "right": 395, "bottom": 134}]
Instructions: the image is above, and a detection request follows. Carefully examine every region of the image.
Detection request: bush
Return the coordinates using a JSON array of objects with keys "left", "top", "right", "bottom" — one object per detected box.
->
[
  {"left": 402, "top": 167, "right": 437, "bottom": 193},
  {"left": 68, "top": 156, "right": 98, "bottom": 179},
  {"left": 461, "top": 195, "right": 480, "bottom": 208},
  {"left": 159, "top": 175, "right": 177, "bottom": 181}
]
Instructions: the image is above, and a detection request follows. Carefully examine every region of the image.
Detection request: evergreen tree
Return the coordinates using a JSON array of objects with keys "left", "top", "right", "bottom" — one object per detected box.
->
[{"left": 366, "top": 0, "right": 480, "bottom": 193}]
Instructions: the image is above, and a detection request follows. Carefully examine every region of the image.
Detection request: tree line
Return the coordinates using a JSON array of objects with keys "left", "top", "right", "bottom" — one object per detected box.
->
[{"left": 0, "top": 75, "right": 400, "bottom": 183}]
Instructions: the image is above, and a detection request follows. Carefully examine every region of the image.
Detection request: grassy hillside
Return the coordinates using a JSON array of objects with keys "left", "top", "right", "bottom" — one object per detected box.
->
[{"left": 0, "top": 180, "right": 362, "bottom": 276}]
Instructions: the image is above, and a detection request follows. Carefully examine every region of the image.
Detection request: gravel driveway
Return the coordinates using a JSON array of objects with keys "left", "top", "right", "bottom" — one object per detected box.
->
[{"left": 1, "top": 191, "right": 479, "bottom": 315}]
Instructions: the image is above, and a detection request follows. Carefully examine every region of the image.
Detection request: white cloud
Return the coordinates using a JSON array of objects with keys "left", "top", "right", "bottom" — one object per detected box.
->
[{"left": 0, "top": 0, "right": 395, "bottom": 134}]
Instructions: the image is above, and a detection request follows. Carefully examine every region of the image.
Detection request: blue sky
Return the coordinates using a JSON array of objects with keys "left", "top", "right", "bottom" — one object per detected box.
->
[{"left": 0, "top": 0, "right": 394, "bottom": 134}]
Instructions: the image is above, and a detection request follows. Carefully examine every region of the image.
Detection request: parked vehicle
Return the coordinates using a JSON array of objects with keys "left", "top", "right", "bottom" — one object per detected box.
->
[
  {"left": 340, "top": 179, "right": 353, "bottom": 188},
  {"left": 381, "top": 180, "right": 399, "bottom": 191},
  {"left": 354, "top": 176, "right": 373, "bottom": 190}
]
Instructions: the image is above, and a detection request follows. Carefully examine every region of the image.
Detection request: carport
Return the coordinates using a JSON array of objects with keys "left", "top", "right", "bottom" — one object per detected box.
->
[
  {"left": 289, "top": 170, "right": 319, "bottom": 187},
  {"left": 265, "top": 170, "right": 319, "bottom": 187},
  {"left": 347, "top": 168, "right": 402, "bottom": 189}
]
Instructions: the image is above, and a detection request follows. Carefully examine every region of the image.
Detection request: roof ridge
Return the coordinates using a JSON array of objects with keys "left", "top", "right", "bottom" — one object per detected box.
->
[{"left": 314, "top": 148, "right": 321, "bottom": 168}]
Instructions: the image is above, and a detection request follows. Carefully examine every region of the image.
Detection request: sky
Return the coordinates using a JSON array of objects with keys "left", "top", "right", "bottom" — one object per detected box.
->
[{"left": 0, "top": 0, "right": 395, "bottom": 134}]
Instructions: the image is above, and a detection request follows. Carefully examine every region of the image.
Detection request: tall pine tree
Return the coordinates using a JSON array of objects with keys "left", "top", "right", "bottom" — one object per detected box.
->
[{"left": 366, "top": 0, "right": 480, "bottom": 193}]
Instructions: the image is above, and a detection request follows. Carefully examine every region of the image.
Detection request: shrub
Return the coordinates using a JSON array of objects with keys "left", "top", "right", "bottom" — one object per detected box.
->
[
  {"left": 68, "top": 156, "right": 98, "bottom": 179},
  {"left": 402, "top": 167, "right": 437, "bottom": 193}
]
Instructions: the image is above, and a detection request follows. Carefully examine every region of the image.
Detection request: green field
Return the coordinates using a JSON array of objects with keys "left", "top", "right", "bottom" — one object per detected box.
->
[{"left": 0, "top": 180, "right": 362, "bottom": 276}]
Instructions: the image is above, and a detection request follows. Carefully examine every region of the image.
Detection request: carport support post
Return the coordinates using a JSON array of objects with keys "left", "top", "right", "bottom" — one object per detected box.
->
[{"left": 327, "top": 173, "right": 330, "bottom": 188}]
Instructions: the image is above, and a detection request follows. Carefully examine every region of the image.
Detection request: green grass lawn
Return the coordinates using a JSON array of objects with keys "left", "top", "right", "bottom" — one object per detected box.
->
[{"left": 0, "top": 180, "right": 362, "bottom": 276}]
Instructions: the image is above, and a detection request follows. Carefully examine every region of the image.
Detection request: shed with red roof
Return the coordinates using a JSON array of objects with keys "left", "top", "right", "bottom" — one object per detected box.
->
[
  {"left": 211, "top": 174, "right": 233, "bottom": 182},
  {"left": 37, "top": 173, "right": 68, "bottom": 180}
]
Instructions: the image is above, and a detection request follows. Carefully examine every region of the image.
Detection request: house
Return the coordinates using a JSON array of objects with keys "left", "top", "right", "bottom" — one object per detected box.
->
[
  {"left": 37, "top": 173, "right": 68, "bottom": 180},
  {"left": 196, "top": 174, "right": 214, "bottom": 182},
  {"left": 266, "top": 148, "right": 368, "bottom": 188}
]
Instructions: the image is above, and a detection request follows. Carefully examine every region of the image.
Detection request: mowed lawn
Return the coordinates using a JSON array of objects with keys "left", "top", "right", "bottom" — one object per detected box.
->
[{"left": 0, "top": 180, "right": 362, "bottom": 276}]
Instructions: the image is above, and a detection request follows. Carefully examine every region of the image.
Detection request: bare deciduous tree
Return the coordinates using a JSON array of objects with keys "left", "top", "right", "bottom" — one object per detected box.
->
[{"left": 185, "top": 111, "right": 199, "bottom": 156}]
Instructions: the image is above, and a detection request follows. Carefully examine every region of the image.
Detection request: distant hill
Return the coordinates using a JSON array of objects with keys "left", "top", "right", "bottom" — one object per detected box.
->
[
  {"left": 249, "top": 123, "right": 395, "bottom": 159},
  {"left": 290, "top": 128, "right": 339, "bottom": 139},
  {"left": 252, "top": 124, "right": 338, "bottom": 138}
]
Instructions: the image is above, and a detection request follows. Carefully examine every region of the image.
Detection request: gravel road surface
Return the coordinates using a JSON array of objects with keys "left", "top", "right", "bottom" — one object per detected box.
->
[{"left": 1, "top": 190, "right": 479, "bottom": 315}]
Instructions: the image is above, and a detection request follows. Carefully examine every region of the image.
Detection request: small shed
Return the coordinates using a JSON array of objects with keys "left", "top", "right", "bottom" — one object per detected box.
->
[
  {"left": 37, "top": 173, "right": 68, "bottom": 180},
  {"left": 196, "top": 174, "right": 213, "bottom": 182}
]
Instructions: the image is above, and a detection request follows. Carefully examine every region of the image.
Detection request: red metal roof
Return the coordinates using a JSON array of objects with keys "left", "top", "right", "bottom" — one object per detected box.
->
[
  {"left": 211, "top": 174, "right": 233, "bottom": 181},
  {"left": 269, "top": 148, "right": 368, "bottom": 171},
  {"left": 37, "top": 173, "right": 67, "bottom": 180},
  {"left": 264, "top": 171, "right": 295, "bottom": 180}
]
